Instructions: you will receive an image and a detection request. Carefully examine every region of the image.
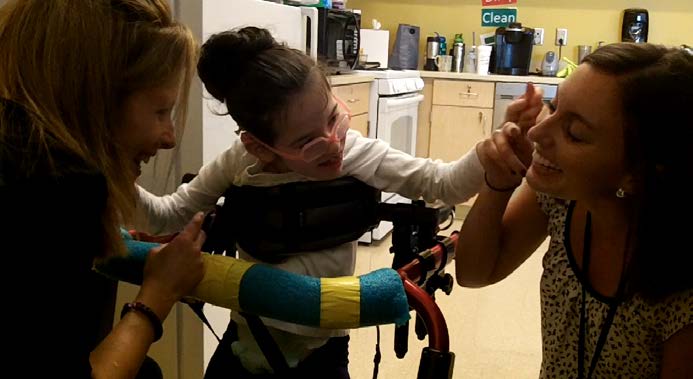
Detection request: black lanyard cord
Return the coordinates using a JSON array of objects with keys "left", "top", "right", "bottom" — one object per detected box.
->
[{"left": 577, "top": 212, "right": 626, "bottom": 379}]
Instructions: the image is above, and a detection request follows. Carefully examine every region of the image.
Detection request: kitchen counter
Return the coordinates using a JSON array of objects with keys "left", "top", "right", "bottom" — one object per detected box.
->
[
  {"left": 329, "top": 74, "right": 375, "bottom": 86},
  {"left": 329, "top": 72, "right": 561, "bottom": 86},
  {"left": 419, "top": 71, "right": 563, "bottom": 85}
]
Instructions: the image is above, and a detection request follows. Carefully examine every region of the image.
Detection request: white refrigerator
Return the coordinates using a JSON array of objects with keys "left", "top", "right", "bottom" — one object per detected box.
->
[{"left": 132, "top": 1, "right": 317, "bottom": 378}]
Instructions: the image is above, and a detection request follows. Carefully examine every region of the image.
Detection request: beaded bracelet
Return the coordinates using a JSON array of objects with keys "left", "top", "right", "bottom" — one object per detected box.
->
[
  {"left": 484, "top": 172, "right": 519, "bottom": 192},
  {"left": 121, "top": 302, "right": 163, "bottom": 342}
]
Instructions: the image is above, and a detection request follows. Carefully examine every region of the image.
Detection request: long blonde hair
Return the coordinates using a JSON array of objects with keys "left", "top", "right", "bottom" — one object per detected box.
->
[{"left": 0, "top": 0, "right": 197, "bottom": 256}]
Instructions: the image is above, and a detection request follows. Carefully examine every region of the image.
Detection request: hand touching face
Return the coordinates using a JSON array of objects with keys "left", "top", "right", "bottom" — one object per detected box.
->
[
  {"left": 505, "top": 83, "right": 545, "bottom": 132},
  {"left": 476, "top": 83, "right": 545, "bottom": 189}
]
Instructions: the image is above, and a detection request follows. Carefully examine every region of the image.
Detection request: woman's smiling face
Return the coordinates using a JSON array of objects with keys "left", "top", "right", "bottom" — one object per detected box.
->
[
  {"left": 117, "top": 80, "right": 179, "bottom": 178},
  {"left": 526, "top": 64, "right": 629, "bottom": 202}
]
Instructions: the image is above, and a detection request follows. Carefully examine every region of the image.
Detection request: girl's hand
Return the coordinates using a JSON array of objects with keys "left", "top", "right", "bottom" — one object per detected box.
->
[
  {"left": 139, "top": 212, "right": 206, "bottom": 318},
  {"left": 476, "top": 122, "right": 533, "bottom": 190},
  {"left": 504, "top": 82, "right": 545, "bottom": 133},
  {"left": 475, "top": 83, "right": 543, "bottom": 190}
]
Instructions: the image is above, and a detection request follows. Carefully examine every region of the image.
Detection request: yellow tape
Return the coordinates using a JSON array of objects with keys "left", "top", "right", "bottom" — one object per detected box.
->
[
  {"left": 191, "top": 254, "right": 254, "bottom": 310},
  {"left": 320, "top": 276, "right": 361, "bottom": 328}
]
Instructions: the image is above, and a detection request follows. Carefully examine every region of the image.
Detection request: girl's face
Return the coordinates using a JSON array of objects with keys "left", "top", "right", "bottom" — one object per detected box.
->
[
  {"left": 266, "top": 75, "right": 348, "bottom": 180},
  {"left": 526, "top": 64, "right": 630, "bottom": 202},
  {"left": 117, "top": 80, "right": 179, "bottom": 178}
]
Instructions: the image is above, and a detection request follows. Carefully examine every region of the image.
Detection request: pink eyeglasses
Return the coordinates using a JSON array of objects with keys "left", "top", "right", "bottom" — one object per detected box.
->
[{"left": 246, "top": 96, "right": 352, "bottom": 163}]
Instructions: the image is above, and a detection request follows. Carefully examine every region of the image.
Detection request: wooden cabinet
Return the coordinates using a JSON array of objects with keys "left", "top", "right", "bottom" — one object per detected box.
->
[
  {"left": 427, "top": 79, "right": 495, "bottom": 210},
  {"left": 429, "top": 106, "right": 492, "bottom": 162},
  {"left": 332, "top": 82, "right": 371, "bottom": 137},
  {"left": 350, "top": 113, "right": 369, "bottom": 137},
  {"left": 428, "top": 80, "right": 495, "bottom": 161}
]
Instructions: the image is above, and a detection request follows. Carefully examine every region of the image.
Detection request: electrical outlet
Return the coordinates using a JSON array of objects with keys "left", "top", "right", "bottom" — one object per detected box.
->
[
  {"left": 533, "top": 28, "right": 544, "bottom": 46},
  {"left": 555, "top": 28, "right": 568, "bottom": 46}
]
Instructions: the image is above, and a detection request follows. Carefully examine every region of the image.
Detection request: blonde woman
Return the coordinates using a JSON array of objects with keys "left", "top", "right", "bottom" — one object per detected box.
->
[{"left": 0, "top": 1, "right": 204, "bottom": 378}]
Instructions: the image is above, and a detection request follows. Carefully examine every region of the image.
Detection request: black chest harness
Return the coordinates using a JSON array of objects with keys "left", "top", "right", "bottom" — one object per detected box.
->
[
  {"left": 188, "top": 175, "right": 457, "bottom": 378},
  {"left": 201, "top": 177, "right": 381, "bottom": 261}
]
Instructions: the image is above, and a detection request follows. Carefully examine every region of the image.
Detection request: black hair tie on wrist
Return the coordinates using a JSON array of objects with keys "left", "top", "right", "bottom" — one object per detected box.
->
[
  {"left": 484, "top": 172, "right": 518, "bottom": 192},
  {"left": 121, "top": 302, "right": 163, "bottom": 342}
]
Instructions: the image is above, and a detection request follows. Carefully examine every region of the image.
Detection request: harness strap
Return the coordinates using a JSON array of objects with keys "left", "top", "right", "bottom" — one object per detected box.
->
[
  {"left": 372, "top": 325, "right": 382, "bottom": 379},
  {"left": 239, "top": 312, "right": 291, "bottom": 375},
  {"left": 186, "top": 300, "right": 221, "bottom": 343}
]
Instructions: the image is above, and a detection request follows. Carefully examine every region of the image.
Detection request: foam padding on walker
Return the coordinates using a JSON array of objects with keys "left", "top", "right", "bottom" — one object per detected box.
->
[
  {"left": 320, "top": 276, "right": 361, "bottom": 328},
  {"left": 360, "top": 268, "right": 410, "bottom": 326},
  {"left": 97, "top": 232, "right": 412, "bottom": 329},
  {"left": 95, "top": 230, "right": 157, "bottom": 284},
  {"left": 239, "top": 264, "right": 321, "bottom": 326},
  {"left": 194, "top": 254, "right": 255, "bottom": 310}
]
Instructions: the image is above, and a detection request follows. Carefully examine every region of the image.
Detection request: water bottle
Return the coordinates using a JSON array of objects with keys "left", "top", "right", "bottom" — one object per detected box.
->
[{"left": 451, "top": 33, "right": 465, "bottom": 73}]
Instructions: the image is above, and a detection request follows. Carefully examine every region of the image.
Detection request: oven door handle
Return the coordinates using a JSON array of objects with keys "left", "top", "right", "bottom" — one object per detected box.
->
[{"left": 381, "top": 94, "right": 424, "bottom": 111}]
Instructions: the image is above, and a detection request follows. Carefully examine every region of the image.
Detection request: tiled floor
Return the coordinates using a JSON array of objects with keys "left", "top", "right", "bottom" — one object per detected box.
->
[{"left": 348, "top": 219, "right": 549, "bottom": 379}]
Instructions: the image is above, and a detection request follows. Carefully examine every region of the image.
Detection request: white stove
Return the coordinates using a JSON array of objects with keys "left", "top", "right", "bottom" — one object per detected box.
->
[
  {"left": 353, "top": 70, "right": 426, "bottom": 243},
  {"left": 354, "top": 69, "right": 424, "bottom": 97},
  {"left": 354, "top": 69, "right": 420, "bottom": 79}
]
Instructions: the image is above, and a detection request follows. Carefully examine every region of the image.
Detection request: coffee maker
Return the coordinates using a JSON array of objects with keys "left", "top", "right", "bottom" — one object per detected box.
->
[
  {"left": 424, "top": 34, "right": 441, "bottom": 71},
  {"left": 494, "top": 23, "right": 534, "bottom": 76},
  {"left": 622, "top": 9, "right": 648, "bottom": 43}
]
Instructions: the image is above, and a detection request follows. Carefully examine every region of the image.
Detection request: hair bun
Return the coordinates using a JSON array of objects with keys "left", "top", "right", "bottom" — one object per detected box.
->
[{"left": 198, "top": 27, "right": 277, "bottom": 102}]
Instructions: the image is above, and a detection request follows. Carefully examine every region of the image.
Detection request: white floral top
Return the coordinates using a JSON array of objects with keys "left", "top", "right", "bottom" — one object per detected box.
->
[{"left": 537, "top": 193, "right": 692, "bottom": 378}]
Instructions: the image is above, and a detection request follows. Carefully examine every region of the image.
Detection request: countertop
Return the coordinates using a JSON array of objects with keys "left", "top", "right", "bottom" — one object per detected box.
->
[
  {"left": 419, "top": 71, "right": 563, "bottom": 85},
  {"left": 329, "top": 74, "right": 375, "bottom": 86},
  {"left": 328, "top": 71, "right": 562, "bottom": 86}
]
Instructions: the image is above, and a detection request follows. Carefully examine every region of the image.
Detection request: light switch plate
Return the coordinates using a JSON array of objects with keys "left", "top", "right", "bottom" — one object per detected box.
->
[{"left": 534, "top": 28, "right": 544, "bottom": 45}]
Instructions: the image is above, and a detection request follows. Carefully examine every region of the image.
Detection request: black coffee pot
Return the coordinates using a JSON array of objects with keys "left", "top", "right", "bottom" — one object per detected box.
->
[{"left": 494, "top": 22, "right": 534, "bottom": 76}]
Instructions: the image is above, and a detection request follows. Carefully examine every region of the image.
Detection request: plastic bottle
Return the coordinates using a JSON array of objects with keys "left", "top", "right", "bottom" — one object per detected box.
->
[
  {"left": 463, "top": 45, "right": 476, "bottom": 73},
  {"left": 439, "top": 36, "right": 447, "bottom": 57}
]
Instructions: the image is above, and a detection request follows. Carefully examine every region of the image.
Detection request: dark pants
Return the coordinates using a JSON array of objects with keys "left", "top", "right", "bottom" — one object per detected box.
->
[
  {"left": 204, "top": 321, "right": 350, "bottom": 379},
  {"left": 135, "top": 356, "right": 163, "bottom": 379}
]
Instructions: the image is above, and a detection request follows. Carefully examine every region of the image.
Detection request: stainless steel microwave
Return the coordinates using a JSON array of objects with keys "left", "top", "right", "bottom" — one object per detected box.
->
[{"left": 307, "top": 8, "right": 361, "bottom": 74}]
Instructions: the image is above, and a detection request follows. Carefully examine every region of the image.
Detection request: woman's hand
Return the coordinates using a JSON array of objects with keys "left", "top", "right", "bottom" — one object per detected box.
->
[
  {"left": 476, "top": 83, "right": 543, "bottom": 190},
  {"left": 138, "top": 212, "right": 206, "bottom": 319}
]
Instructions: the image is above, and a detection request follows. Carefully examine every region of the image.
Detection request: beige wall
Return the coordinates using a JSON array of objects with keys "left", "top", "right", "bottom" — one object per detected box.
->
[{"left": 350, "top": 0, "right": 693, "bottom": 71}]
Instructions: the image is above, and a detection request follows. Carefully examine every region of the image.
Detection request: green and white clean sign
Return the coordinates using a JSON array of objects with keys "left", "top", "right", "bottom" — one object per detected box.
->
[{"left": 481, "top": 8, "right": 517, "bottom": 27}]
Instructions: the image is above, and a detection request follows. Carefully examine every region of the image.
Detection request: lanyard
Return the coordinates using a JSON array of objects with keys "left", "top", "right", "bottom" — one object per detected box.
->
[{"left": 577, "top": 212, "right": 624, "bottom": 379}]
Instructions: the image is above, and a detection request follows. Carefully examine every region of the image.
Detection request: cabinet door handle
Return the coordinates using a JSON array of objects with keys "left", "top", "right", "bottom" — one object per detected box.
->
[
  {"left": 347, "top": 98, "right": 360, "bottom": 103},
  {"left": 479, "top": 111, "right": 487, "bottom": 135}
]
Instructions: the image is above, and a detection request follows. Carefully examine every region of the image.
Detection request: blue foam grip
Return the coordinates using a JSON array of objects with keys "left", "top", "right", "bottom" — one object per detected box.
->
[
  {"left": 360, "top": 268, "right": 410, "bottom": 326},
  {"left": 239, "top": 264, "right": 321, "bottom": 326},
  {"left": 97, "top": 233, "right": 411, "bottom": 328},
  {"left": 96, "top": 231, "right": 157, "bottom": 284}
]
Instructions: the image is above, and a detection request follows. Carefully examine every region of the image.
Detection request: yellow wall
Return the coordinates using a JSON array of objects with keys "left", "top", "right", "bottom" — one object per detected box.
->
[{"left": 350, "top": 0, "right": 693, "bottom": 71}]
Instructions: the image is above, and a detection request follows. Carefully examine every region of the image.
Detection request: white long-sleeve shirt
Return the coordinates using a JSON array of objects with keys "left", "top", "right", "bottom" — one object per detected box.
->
[
  {"left": 137, "top": 130, "right": 484, "bottom": 371},
  {"left": 139, "top": 130, "right": 483, "bottom": 236}
]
